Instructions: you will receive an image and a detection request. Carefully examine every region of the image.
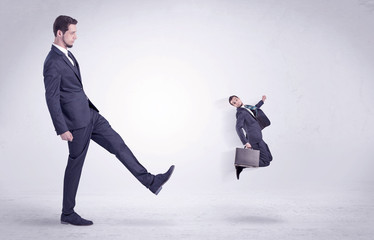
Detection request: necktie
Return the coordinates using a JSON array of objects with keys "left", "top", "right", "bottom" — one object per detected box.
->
[
  {"left": 244, "top": 104, "right": 257, "bottom": 111},
  {"left": 244, "top": 105, "right": 257, "bottom": 118},
  {"left": 67, "top": 51, "right": 75, "bottom": 66}
]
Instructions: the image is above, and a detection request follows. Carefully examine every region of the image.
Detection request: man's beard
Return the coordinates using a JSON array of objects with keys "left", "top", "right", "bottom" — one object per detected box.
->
[{"left": 63, "top": 38, "right": 73, "bottom": 48}]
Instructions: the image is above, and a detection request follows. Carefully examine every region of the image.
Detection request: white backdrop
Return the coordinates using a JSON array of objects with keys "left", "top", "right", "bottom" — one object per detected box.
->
[{"left": 0, "top": 0, "right": 373, "bottom": 199}]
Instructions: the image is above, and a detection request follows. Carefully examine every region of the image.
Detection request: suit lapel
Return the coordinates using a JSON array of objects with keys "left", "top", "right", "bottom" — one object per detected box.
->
[
  {"left": 63, "top": 56, "right": 80, "bottom": 77},
  {"left": 68, "top": 52, "right": 82, "bottom": 80},
  {"left": 51, "top": 45, "right": 82, "bottom": 84},
  {"left": 238, "top": 107, "right": 257, "bottom": 120}
]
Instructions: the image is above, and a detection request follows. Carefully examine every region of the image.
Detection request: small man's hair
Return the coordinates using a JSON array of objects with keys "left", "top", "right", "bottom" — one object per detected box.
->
[{"left": 228, "top": 95, "right": 238, "bottom": 105}]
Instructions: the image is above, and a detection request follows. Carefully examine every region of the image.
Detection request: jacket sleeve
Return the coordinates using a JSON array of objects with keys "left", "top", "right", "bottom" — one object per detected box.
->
[
  {"left": 235, "top": 111, "right": 248, "bottom": 145},
  {"left": 44, "top": 59, "right": 68, "bottom": 135},
  {"left": 255, "top": 100, "right": 264, "bottom": 109}
]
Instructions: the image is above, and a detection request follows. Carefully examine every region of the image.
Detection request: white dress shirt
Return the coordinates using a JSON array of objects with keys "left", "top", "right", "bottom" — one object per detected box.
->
[
  {"left": 240, "top": 104, "right": 256, "bottom": 147},
  {"left": 241, "top": 105, "right": 255, "bottom": 117},
  {"left": 52, "top": 43, "right": 74, "bottom": 66}
]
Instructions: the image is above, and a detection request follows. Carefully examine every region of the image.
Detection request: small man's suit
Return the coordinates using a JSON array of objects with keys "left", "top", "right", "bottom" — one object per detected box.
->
[{"left": 235, "top": 100, "right": 272, "bottom": 167}]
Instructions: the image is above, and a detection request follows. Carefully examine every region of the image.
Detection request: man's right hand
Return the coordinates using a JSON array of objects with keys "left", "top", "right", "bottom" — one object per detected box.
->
[
  {"left": 60, "top": 131, "right": 73, "bottom": 142},
  {"left": 245, "top": 143, "right": 252, "bottom": 149}
]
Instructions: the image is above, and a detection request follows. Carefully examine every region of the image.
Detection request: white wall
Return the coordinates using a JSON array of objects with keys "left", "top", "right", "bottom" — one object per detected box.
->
[{"left": 1, "top": 0, "right": 373, "bottom": 197}]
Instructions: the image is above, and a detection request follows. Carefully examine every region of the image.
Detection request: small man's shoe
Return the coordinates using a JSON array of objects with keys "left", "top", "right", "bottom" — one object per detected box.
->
[
  {"left": 61, "top": 212, "right": 93, "bottom": 226},
  {"left": 236, "top": 166, "right": 244, "bottom": 180},
  {"left": 150, "top": 165, "right": 175, "bottom": 195}
]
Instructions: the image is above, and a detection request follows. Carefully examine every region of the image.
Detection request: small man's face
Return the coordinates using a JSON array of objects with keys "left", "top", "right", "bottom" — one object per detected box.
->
[{"left": 230, "top": 97, "right": 243, "bottom": 108}]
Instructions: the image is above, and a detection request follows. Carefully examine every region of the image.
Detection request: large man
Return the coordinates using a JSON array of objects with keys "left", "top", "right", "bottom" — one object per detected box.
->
[
  {"left": 44, "top": 15, "right": 174, "bottom": 226},
  {"left": 229, "top": 95, "right": 273, "bottom": 179}
]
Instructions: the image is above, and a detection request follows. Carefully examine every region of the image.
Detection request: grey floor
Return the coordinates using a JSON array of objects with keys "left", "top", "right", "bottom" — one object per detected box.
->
[{"left": 1, "top": 185, "right": 373, "bottom": 240}]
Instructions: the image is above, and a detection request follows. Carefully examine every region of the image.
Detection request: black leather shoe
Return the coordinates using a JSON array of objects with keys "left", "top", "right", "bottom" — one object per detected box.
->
[
  {"left": 61, "top": 212, "right": 93, "bottom": 226},
  {"left": 150, "top": 165, "right": 175, "bottom": 195},
  {"left": 236, "top": 166, "right": 244, "bottom": 180}
]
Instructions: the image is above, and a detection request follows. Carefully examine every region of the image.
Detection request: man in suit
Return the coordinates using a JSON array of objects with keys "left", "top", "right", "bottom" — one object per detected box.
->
[
  {"left": 229, "top": 95, "right": 273, "bottom": 179},
  {"left": 43, "top": 15, "right": 174, "bottom": 226}
]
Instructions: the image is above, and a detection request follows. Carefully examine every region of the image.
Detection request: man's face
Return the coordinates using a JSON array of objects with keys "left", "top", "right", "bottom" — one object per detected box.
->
[
  {"left": 62, "top": 24, "right": 77, "bottom": 48},
  {"left": 230, "top": 97, "right": 243, "bottom": 108}
]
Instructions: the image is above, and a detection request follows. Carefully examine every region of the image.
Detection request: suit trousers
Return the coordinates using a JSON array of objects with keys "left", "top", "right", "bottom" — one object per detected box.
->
[
  {"left": 251, "top": 140, "right": 273, "bottom": 167},
  {"left": 62, "top": 108, "right": 154, "bottom": 214}
]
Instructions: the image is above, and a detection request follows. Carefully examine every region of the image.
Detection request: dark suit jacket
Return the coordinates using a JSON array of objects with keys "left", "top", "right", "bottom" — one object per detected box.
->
[
  {"left": 235, "top": 100, "right": 264, "bottom": 145},
  {"left": 43, "top": 45, "right": 98, "bottom": 135}
]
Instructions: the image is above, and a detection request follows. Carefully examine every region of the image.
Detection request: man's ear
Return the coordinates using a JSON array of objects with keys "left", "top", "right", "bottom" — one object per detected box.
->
[{"left": 57, "top": 30, "right": 63, "bottom": 37}]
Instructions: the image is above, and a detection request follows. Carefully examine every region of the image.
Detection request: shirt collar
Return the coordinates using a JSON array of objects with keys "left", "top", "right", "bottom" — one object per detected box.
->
[
  {"left": 53, "top": 43, "right": 69, "bottom": 56},
  {"left": 241, "top": 104, "right": 254, "bottom": 116}
]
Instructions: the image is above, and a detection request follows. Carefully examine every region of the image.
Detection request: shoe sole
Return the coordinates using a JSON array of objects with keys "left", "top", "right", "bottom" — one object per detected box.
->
[
  {"left": 60, "top": 221, "right": 93, "bottom": 226},
  {"left": 154, "top": 186, "right": 162, "bottom": 195}
]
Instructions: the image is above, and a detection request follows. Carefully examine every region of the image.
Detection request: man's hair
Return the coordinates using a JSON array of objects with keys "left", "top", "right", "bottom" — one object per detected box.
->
[
  {"left": 53, "top": 15, "right": 78, "bottom": 37},
  {"left": 228, "top": 95, "right": 238, "bottom": 105}
]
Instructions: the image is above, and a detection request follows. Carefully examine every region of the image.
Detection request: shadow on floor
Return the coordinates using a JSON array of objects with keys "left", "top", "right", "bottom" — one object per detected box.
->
[
  {"left": 224, "top": 215, "right": 283, "bottom": 224},
  {"left": 116, "top": 218, "right": 175, "bottom": 227},
  {"left": 20, "top": 218, "right": 60, "bottom": 226}
]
